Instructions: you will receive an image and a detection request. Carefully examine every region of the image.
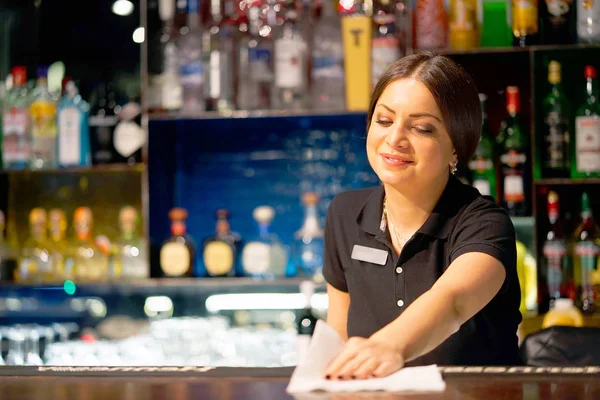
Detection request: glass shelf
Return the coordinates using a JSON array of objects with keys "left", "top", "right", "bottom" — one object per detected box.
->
[
  {"left": 148, "top": 108, "right": 367, "bottom": 121},
  {"left": 534, "top": 178, "right": 600, "bottom": 186},
  {"left": 0, "top": 163, "right": 145, "bottom": 175}
]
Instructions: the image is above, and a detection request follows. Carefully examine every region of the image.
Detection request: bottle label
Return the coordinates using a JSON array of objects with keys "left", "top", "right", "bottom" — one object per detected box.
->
[
  {"left": 371, "top": 37, "right": 400, "bottom": 86},
  {"left": 513, "top": 0, "right": 539, "bottom": 34},
  {"left": 2, "top": 108, "right": 29, "bottom": 163},
  {"left": 311, "top": 55, "right": 344, "bottom": 80},
  {"left": 500, "top": 150, "right": 527, "bottom": 167},
  {"left": 58, "top": 108, "right": 82, "bottom": 166},
  {"left": 473, "top": 179, "right": 491, "bottom": 196},
  {"left": 204, "top": 241, "right": 234, "bottom": 276},
  {"left": 546, "top": 0, "right": 572, "bottom": 26},
  {"left": 242, "top": 242, "right": 270, "bottom": 275},
  {"left": 180, "top": 61, "right": 204, "bottom": 85},
  {"left": 575, "top": 116, "right": 600, "bottom": 173},
  {"left": 468, "top": 157, "right": 494, "bottom": 172},
  {"left": 30, "top": 100, "right": 57, "bottom": 138},
  {"left": 114, "top": 120, "right": 145, "bottom": 158},
  {"left": 275, "top": 38, "right": 306, "bottom": 89},
  {"left": 209, "top": 51, "right": 223, "bottom": 99},
  {"left": 450, "top": 0, "right": 477, "bottom": 31},
  {"left": 544, "top": 111, "right": 569, "bottom": 168},
  {"left": 160, "top": 242, "right": 190, "bottom": 276},
  {"left": 89, "top": 115, "right": 119, "bottom": 127},
  {"left": 503, "top": 175, "right": 525, "bottom": 202},
  {"left": 415, "top": 0, "right": 448, "bottom": 49},
  {"left": 544, "top": 240, "right": 566, "bottom": 297},
  {"left": 249, "top": 48, "right": 273, "bottom": 83}
]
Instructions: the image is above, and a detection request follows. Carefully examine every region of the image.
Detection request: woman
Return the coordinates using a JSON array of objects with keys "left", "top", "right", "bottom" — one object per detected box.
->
[{"left": 322, "top": 52, "right": 522, "bottom": 380}]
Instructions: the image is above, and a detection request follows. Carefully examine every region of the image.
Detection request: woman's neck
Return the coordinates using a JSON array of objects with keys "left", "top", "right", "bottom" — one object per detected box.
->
[{"left": 383, "top": 173, "right": 450, "bottom": 235}]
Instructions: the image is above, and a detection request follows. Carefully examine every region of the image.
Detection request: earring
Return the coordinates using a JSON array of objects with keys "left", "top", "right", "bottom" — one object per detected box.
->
[{"left": 450, "top": 161, "right": 458, "bottom": 175}]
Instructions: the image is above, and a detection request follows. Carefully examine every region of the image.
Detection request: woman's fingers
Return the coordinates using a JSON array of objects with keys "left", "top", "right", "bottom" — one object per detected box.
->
[{"left": 353, "top": 357, "right": 381, "bottom": 380}]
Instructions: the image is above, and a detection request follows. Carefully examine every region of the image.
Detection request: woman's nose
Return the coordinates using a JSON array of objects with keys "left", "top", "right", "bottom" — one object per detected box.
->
[{"left": 385, "top": 125, "right": 409, "bottom": 149}]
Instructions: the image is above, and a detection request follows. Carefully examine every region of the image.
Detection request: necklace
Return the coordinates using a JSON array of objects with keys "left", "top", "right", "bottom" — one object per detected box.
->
[{"left": 382, "top": 197, "right": 410, "bottom": 247}]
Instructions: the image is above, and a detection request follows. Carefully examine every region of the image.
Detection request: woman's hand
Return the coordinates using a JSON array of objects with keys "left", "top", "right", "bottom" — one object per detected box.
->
[{"left": 323, "top": 336, "right": 404, "bottom": 380}]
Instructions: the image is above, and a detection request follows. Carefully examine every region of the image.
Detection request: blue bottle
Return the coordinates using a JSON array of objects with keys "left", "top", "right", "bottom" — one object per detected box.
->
[{"left": 57, "top": 81, "right": 91, "bottom": 167}]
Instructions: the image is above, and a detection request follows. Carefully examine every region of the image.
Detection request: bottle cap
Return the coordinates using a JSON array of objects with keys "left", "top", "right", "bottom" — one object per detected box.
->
[
  {"left": 120, "top": 206, "right": 138, "bottom": 233},
  {"left": 547, "top": 191, "right": 559, "bottom": 218},
  {"left": 581, "top": 192, "right": 591, "bottom": 214},
  {"left": 302, "top": 192, "right": 319, "bottom": 206},
  {"left": 29, "top": 208, "right": 48, "bottom": 225},
  {"left": 253, "top": 206, "right": 275, "bottom": 224},
  {"left": 554, "top": 298, "right": 574, "bottom": 310},
  {"left": 37, "top": 66, "right": 49, "bottom": 79},
  {"left": 478, "top": 93, "right": 487, "bottom": 103},
  {"left": 585, "top": 65, "right": 596, "bottom": 79},
  {"left": 506, "top": 86, "right": 520, "bottom": 115},
  {"left": 74, "top": 207, "right": 93, "bottom": 224},
  {"left": 49, "top": 209, "right": 67, "bottom": 230},
  {"left": 169, "top": 208, "right": 188, "bottom": 221},
  {"left": 216, "top": 209, "right": 230, "bottom": 219},
  {"left": 548, "top": 61, "right": 561, "bottom": 85},
  {"left": 11, "top": 66, "right": 27, "bottom": 86},
  {"left": 0, "top": 209, "right": 4, "bottom": 230},
  {"left": 299, "top": 280, "right": 315, "bottom": 305}
]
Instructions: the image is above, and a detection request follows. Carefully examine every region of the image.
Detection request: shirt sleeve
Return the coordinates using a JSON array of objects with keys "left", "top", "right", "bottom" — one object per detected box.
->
[
  {"left": 322, "top": 196, "right": 348, "bottom": 292},
  {"left": 449, "top": 198, "right": 517, "bottom": 293}
]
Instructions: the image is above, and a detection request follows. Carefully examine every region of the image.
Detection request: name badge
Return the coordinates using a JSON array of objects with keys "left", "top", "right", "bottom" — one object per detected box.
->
[{"left": 351, "top": 245, "right": 388, "bottom": 265}]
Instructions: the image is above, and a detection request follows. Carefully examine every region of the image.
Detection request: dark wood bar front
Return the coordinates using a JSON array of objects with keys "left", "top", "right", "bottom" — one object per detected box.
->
[{"left": 0, "top": 367, "right": 598, "bottom": 399}]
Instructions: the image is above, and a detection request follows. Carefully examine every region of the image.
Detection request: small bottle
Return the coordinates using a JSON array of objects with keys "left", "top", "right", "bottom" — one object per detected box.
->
[
  {"left": 30, "top": 66, "right": 58, "bottom": 170},
  {"left": 201, "top": 209, "right": 240, "bottom": 278},
  {"left": 371, "top": 0, "right": 400, "bottom": 89},
  {"left": 20, "top": 208, "right": 54, "bottom": 282},
  {"left": 57, "top": 81, "right": 91, "bottom": 167},
  {"left": 113, "top": 95, "right": 145, "bottom": 165},
  {"left": 24, "top": 330, "right": 44, "bottom": 366},
  {"left": 414, "top": 0, "right": 448, "bottom": 49},
  {"left": 178, "top": 0, "right": 205, "bottom": 114},
  {"left": 293, "top": 193, "right": 324, "bottom": 278},
  {"left": 48, "top": 208, "right": 74, "bottom": 281},
  {"left": 72, "top": 207, "right": 109, "bottom": 282},
  {"left": 448, "top": 0, "right": 478, "bottom": 50},
  {"left": 89, "top": 83, "right": 120, "bottom": 165},
  {"left": 573, "top": 192, "right": 600, "bottom": 314},
  {"left": 241, "top": 206, "right": 289, "bottom": 278},
  {"left": 542, "top": 61, "right": 570, "bottom": 178},
  {"left": 296, "top": 280, "right": 318, "bottom": 364},
  {"left": 6, "top": 329, "right": 25, "bottom": 366},
  {"left": 2, "top": 66, "right": 30, "bottom": 169},
  {"left": 512, "top": 0, "right": 540, "bottom": 47},
  {"left": 160, "top": 208, "right": 195, "bottom": 277},
  {"left": 572, "top": 66, "right": 600, "bottom": 179},
  {"left": 115, "top": 206, "right": 148, "bottom": 279},
  {"left": 0, "top": 210, "right": 18, "bottom": 281},
  {"left": 577, "top": 0, "right": 600, "bottom": 43},
  {"left": 469, "top": 94, "right": 496, "bottom": 200},
  {"left": 542, "top": 298, "right": 584, "bottom": 329}
]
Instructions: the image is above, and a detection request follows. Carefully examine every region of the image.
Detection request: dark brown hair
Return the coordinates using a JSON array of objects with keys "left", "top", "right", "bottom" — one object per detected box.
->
[{"left": 367, "top": 52, "right": 482, "bottom": 165}]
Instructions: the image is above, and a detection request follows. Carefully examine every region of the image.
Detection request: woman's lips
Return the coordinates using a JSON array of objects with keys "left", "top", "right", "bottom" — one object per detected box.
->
[{"left": 381, "top": 153, "right": 413, "bottom": 167}]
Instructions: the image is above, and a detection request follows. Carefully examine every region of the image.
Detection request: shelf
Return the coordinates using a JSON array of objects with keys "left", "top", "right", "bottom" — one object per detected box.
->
[
  {"left": 434, "top": 43, "right": 600, "bottom": 56},
  {"left": 148, "top": 109, "right": 367, "bottom": 121},
  {"left": 535, "top": 178, "right": 600, "bottom": 186},
  {"left": 0, "top": 163, "right": 145, "bottom": 175}
]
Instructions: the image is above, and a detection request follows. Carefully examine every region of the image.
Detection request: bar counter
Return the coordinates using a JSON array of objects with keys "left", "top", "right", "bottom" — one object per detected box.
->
[{"left": 0, "top": 366, "right": 598, "bottom": 399}]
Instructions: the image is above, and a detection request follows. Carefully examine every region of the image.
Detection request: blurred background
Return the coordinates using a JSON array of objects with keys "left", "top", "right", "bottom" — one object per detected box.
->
[{"left": 0, "top": 0, "right": 599, "bottom": 367}]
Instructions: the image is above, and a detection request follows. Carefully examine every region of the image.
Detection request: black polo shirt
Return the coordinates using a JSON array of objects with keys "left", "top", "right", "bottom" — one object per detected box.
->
[{"left": 323, "top": 175, "right": 523, "bottom": 366}]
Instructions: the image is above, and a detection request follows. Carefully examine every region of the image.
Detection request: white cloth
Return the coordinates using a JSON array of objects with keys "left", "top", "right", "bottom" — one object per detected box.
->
[{"left": 286, "top": 320, "right": 446, "bottom": 393}]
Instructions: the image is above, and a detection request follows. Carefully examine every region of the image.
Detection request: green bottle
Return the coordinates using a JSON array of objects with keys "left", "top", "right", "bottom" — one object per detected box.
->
[
  {"left": 469, "top": 94, "right": 497, "bottom": 201},
  {"left": 572, "top": 66, "right": 600, "bottom": 179},
  {"left": 542, "top": 61, "right": 570, "bottom": 178},
  {"left": 573, "top": 192, "right": 600, "bottom": 314}
]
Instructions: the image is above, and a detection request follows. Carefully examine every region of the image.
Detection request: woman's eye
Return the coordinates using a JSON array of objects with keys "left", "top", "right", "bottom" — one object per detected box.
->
[
  {"left": 414, "top": 126, "right": 433, "bottom": 134},
  {"left": 375, "top": 119, "right": 393, "bottom": 127}
]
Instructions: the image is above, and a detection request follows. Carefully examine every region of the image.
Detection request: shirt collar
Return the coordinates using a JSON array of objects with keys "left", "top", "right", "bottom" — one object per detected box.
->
[{"left": 356, "top": 175, "right": 461, "bottom": 240}]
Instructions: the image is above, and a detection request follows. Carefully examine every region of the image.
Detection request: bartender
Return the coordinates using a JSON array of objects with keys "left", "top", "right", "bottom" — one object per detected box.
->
[{"left": 322, "top": 52, "right": 523, "bottom": 380}]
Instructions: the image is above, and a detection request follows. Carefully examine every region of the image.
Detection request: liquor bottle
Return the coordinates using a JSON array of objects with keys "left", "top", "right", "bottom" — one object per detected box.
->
[
  {"left": 179, "top": 0, "right": 205, "bottom": 114},
  {"left": 201, "top": 209, "right": 240, "bottom": 277},
  {"left": 310, "top": 0, "right": 345, "bottom": 110},
  {"left": 237, "top": 3, "right": 274, "bottom": 110},
  {"left": 2, "top": 66, "right": 30, "bottom": 169},
  {"left": 89, "top": 83, "right": 119, "bottom": 165},
  {"left": 540, "top": 0, "right": 576, "bottom": 44},
  {"left": 114, "top": 206, "right": 148, "bottom": 279},
  {"left": 542, "top": 191, "right": 572, "bottom": 310},
  {"left": 512, "top": 0, "right": 539, "bottom": 47},
  {"left": 572, "top": 66, "right": 600, "bottom": 179},
  {"left": 19, "top": 208, "right": 54, "bottom": 282},
  {"left": 30, "top": 67, "right": 58, "bottom": 170},
  {"left": 0, "top": 81, "right": 4, "bottom": 169},
  {"left": 113, "top": 94, "right": 145, "bottom": 164},
  {"left": 296, "top": 280, "right": 318, "bottom": 363},
  {"left": 0, "top": 210, "right": 17, "bottom": 281},
  {"left": 372, "top": 0, "right": 400, "bottom": 89},
  {"left": 542, "top": 61, "right": 570, "bottom": 178},
  {"left": 203, "top": 0, "right": 235, "bottom": 112},
  {"left": 160, "top": 208, "right": 195, "bottom": 277},
  {"left": 414, "top": 0, "right": 448, "bottom": 49},
  {"left": 395, "top": 0, "right": 413, "bottom": 56},
  {"left": 274, "top": 3, "right": 309, "bottom": 110},
  {"left": 448, "top": 0, "right": 478, "bottom": 50},
  {"left": 48, "top": 208, "right": 73, "bottom": 280},
  {"left": 241, "top": 206, "right": 289, "bottom": 278},
  {"left": 293, "top": 193, "right": 325, "bottom": 278},
  {"left": 498, "top": 86, "right": 529, "bottom": 216},
  {"left": 72, "top": 207, "right": 109, "bottom": 282},
  {"left": 480, "top": 0, "right": 512, "bottom": 47},
  {"left": 468, "top": 94, "right": 496, "bottom": 200},
  {"left": 57, "top": 81, "right": 91, "bottom": 167},
  {"left": 577, "top": 0, "right": 600, "bottom": 43},
  {"left": 573, "top": 192, "right": 599, "bottom": 314}
]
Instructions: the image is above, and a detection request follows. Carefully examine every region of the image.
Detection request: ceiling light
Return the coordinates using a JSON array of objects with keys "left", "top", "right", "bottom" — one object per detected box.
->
[
  {"left": 132, "top": 27, "right": 145, "bottom": 43},
  {"left": 112, "top": 0, "right": 134, "bottom": 16}
]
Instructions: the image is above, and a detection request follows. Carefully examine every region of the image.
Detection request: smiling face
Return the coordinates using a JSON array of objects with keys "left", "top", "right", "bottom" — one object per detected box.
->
[{"left": 366, "top": 78, "right": 457, "bottom": 189}]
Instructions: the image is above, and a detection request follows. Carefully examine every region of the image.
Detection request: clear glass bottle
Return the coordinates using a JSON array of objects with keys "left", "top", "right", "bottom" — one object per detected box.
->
[
  {"left": 201, "top": 209, "right": 240, "bottom": 277},
  {"left": 372, "top": 0, "right": 400, "bottom": 88},
  {"left": 179, "top": 0, "right": 205, "bottom": 114},
  {"left": 577, "top": 0, "right": 600, "bottom": 43},
  {"left": 89, "top": 83, "right": 119, "bottom": 165},
  {"left": 203, "top": 0, "right": 235, "bottom": 112},
  {"left": 6, "top": 329, "right": 25, "bottom": 366},
  {"left": 57, "top": 81, "right": 91, "bottom": 167},
  {"left": 310, "top": 0, "right": 345, "bottom": 110},
  {"left": 114, "top": 206, "right": 148, "bottom": 279},
  {"left": 30, "top": 66, "right": 58, "bottom": 170},
  {"left": 572, "top": 66, "right": 600, "bottom": 179},
  {"left": 241, "top": 206, "right": 289, "bottom": 278},
  {"left": 274, "top": 4, "right": 308, "bottom": 109},
  {"left": 72, "top": 207, "right": 109, "bottom": 282},
  {"left": 160, "top": 208, "right": 195, "bottom": 277},
  {"left": 24, "top": 330, "right": 44, "bottom": 366},
  {"left": 20, "top": 208, "right": 54, "bottom": 282},
  {"left": 0, "top": 210, "right": 18, "bottom": 281},
  {"left": 2, "top": 66, "right": 30, "bottom": 169},
  {"left": 48, "top": 208, "right": 74, "bottom": 281},
  {"left": 293, "top": 193, "right": 324, "bottom": 278},
  {"left": 295, "top": 280, "right": 318, "bottom": 364}
]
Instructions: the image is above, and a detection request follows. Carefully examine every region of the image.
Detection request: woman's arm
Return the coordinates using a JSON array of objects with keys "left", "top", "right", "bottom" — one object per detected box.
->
[
  {"left": 324, "top": 252, "right": 505, "bottom": 379},
  {"left": 326, "top": 284, "right": 350, "bottom": 342}
]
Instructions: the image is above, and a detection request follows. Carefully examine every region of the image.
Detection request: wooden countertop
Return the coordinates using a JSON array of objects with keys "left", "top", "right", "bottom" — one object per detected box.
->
[{"left": 0, "top": 366, "right": 598, "bottom": 399}]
